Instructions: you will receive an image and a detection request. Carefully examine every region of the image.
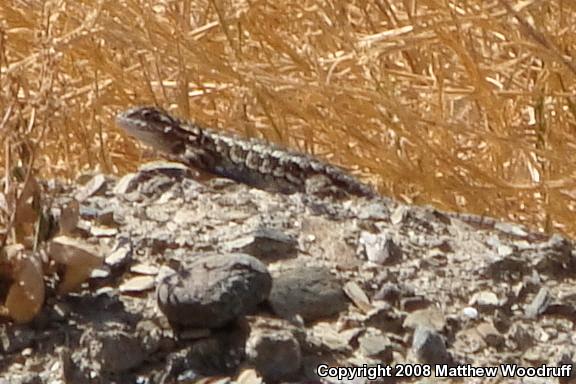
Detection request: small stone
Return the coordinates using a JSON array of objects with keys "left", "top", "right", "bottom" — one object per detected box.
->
[
  {"left": 130, "top": 263, "right": 159, "bottom": 275},
  {"left": 90, "top": 267, "right": 110, "bottom": 279},
  {"left": 400, "top": 296, "right": 432, "bottom": 312},
  {"left": 509, "top": 324, "right": 534, "bottom": 349},
  {"left": 343, "top": 281, "right": 372, "bottom": 313},
  {"left": 525, "top": 287, "right": 552, "bottom": 318},
  {"left": 358, "top": 331, "right": 393, "bottom": 362},
  {"left": 119, "top": 276, "right": 156, "bottom": 293},
  {"left": 470, "top": 291, "right": 501, "bottom": 312},
  {"left": 237, "top": 369, "right": 263, "bottom": 384},
  {"left": 173, "top": 327, "right": 245, "bottom": 375},
  {"left": 246, "top": 319, "right": 302, "bottom": 381},
  {"left": 75, "top": 174, "right": 107, "bottom": 202},
  {"left": 404, "top": 307, "right": 446, "bottom": 332},
  {"left": 390, "top": 206, "right": 408, "bottom": 225},
  {"left": 497, "top": 244, "right": 514, "bottom": 256},
  {"left": 462, "top": 307, "right": 479, "bottom": 319},
  {"left": 223, "top": 228, "right": 297, "bottom": 261},
  {"left": 90, "top": 226, "right": 118, "bottom": 237},
  {"left": 356, "top": 201, "right": 390, "bottom": 220},
  {"left": 475, "top": 322, "right": 505, "bottom": 348},
  {"left": 365, "top": 305, "right": 405, "bottom": 334},
  {"left": 373, "top": 283, "right": 401, "bottom": 304},
  {"left": 94, "top": 207, "right": 116, "bottom": 226},
  {"left": 105, "top": 241, "right": 132, "bottom": 267},
  {"left": 412, "top": 326, "right": 452, "bottom": 365},
  {"left": 358, "top": 231, "right": 402, "bottom": 265},
  {"left": 453, "top": 327, "right": 486, "bottom": 354},
  {"left": 309, "top": 322, "right": 352, "bottom": 352},
  {"left": 79, "top": 326, "right": 145, "bottom": 374}
]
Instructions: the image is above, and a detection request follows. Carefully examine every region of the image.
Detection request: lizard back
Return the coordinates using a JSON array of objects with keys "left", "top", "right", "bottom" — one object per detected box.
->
[{"left": 116, "top": 106, "right": 375, "bottom": 198}]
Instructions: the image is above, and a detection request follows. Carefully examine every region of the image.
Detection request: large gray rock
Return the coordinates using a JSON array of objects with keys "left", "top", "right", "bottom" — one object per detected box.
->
[
  {"left": 156, "top": 253, "right": 272, "bottom": 328},
  {"left": 269, "top": 266, "right": 348, "bottom": 321}
]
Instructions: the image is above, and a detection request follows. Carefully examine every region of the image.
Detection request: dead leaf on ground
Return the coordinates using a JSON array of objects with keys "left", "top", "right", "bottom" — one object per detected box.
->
[{"left": 2, "top": 248, "right": 45, "bottom": 324}]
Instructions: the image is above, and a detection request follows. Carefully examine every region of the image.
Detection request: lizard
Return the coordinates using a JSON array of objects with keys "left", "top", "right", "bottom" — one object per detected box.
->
[{"left": 116, "top": 106, "right": 376, "bottom": 198}]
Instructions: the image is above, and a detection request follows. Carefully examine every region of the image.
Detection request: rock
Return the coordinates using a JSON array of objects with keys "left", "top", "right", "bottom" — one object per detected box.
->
[
  {"left": 165, "top": 326, "right": 245, "bottom": 377},
  {"left": 223, "top": 228, "right": 297, "bottom": 261},
  {"left": 470, "top": 291, "right": 500, "bottom": 306},
  {"left": 309, "top": 322, "right": 354, "bottom": 352},
  {"left": 509, "top": 323, "right": 534, "bottom": 350},
  {"left": 365, "top": 305, "right": 405, "bottom": 334},
  {"left": 130, "top": 263, "right": 159, "bottom": 275},
  {"left": 357, "top": 330, "right": 393, "bottom": 362},
  {"left": 404, "top": 307, "right": 446, "bottom": 332},
  {"left": 93, "top": 206, "right": 116, "bottom": 226},
  {"left": 453, "top": 327, "right": 486, "bottom": 354},
  {"left": 269, "top": 266, "right": 347, "bottom": 321},
  {"left": 470, "top": 291, "right": 501, "bottom": 313},
  {"left": 390, "top": 205, "right": 408, "bottom": 225},
  {"left": 119, "top": 276, "right": 156, "bottom": 293},
  {"left": 75, "top": 174, "right": 107, "bottom": 202},
  {"left": 156, "top": 253, "right": 272, "bottom": 328},
  {"left": 245, "top": 318, "right": 302, "bottom": 381},
  {"left": 412, "top": 326, "right": 452, "bottom": 365},
  {"left": 358, "top": 231, "right": 402, "bottom": 265},
  {"left": 237, "top": 369, "right": 264, "bottom": 384},
  {"left": 77, "top": 325, "right": 146, "bottom": 374},
  {"left": 373, "top": 282, "right": 401, "bottom": 305},
  {"left": 558, "top": 353, "right": 576, "bottom": 384},
  {"left": 484, "top": 252, "right": 529, "bottom": 280},
  {"left": 343, "top": 281, "right": 372, "bottom": 313},
  {"left": 0, "top": 325, "right": 36, "bottom": 354},
  {"left": 139, "top": 174, "right": 178, "bottom": 197},
  {"left": 525, "top": 287, "right": 552, "bottom": 318},
  {"left": 534, "top": 235, "right": 576, "bottom": 275},
  {"left": 104, "top": 239, "right": 132, "bottom": 267},
  {"left": 462, "top": 307, "right": 479, "bottom": 319},
  {"left": 475, "top": 321, "right": 505, "bottom": 348},
  {"left": 400, "top": 296, "right": 432, "bottom": 312},
  {"left": 89, "top": 226, "right": 118, "bottom": 237},
  {"left": 357, "top": 201, "right": 391, "bottom": 220}
]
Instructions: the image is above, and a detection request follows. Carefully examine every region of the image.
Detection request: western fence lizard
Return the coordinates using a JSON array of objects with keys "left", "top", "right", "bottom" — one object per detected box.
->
[{"left": 116, "top": 106, "right": 376, "bottom": 198}]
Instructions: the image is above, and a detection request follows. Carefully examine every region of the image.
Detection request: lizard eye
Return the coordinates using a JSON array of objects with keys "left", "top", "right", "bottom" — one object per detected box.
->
[{"left": 141, "top": 108, "right": 156, "bottom": 119}]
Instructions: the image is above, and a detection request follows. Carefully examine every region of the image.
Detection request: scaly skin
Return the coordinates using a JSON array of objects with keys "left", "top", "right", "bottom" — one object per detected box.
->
[{"left": 116, "top": 106, "right": 376, "bottom": 197}]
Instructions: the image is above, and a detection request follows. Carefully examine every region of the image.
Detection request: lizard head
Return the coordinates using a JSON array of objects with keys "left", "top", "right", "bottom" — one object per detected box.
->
[{"left": 116, "top": 106, "right": 187, "bottom": 154}]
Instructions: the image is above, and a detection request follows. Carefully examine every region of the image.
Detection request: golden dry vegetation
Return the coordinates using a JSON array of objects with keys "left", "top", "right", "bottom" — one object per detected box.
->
[{"left": 1, "top": 0, "right": 576, "bottom": 236}]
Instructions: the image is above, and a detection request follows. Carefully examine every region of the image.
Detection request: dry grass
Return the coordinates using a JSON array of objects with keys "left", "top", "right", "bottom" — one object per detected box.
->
[{"left": 1, "top": 0, "right": 576, "bottom": 236}]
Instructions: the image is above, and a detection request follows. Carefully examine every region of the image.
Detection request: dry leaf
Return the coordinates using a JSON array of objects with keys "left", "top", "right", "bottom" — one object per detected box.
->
[{"left": 4, "top": 250, "right": 45, "bottom": 324}]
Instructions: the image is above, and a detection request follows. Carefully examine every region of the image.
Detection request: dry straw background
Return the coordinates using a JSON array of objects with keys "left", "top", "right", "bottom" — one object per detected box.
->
[{"left": 1, "top": 0, "right": 576, "bottom": 236}]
